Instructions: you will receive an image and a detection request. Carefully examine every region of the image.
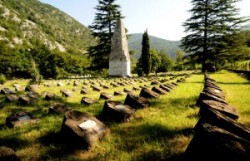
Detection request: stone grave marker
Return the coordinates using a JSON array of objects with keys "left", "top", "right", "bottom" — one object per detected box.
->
[
  {"left": 57, "top": 81, "right": 64, "bottom": 86},
  {"left": 99, "top": 92, "right": 113, "bottom": 100},
  {"left": 196, "top": 107, "right": 250, "bottom": 141},
  {"left": 176, "top": 78, "right": 185, "bottom": 83},
  {"left": 159, "top": 85, "right": 172, "bottom": 92},
  {"left": 73, "top": 81, "right": 80, "bottom": 86},
  {"left": 152, "top": 86, "right": 167, "bottom": 95},
  {"left": 101, "top": 84, "right": 109, "bottom": 89},
  {"left": 199, "top": 99, "right": 239, "bottom": 120},
  {"left": 139, "top": 88, "right": 160, "bottom": 99},
  {"left": 133, "top": 86, "right": 140, "bottom": 91},
  {"left": 114, "top": 91, "right": 125, "bottom": 96},
  {"left": 110, "top": 82, "right": 119, "bottom": 87},
  {"left": 81, "top": 97, "right": 96, "bottom": 105},
  {"left": 80, "top": 88, "right": 90, "bottom": 94},
  {"left": 44, "top": 91, "right": 57, "bottom": 100},
  {"left": 124, "top": 93, "right": 150, "bottom": 109},
  {"left": 92, "top": 85, "right": 102, "bottom": 92},
  {"left": 18, "top": 94, "right": 31, "bottom": 105},
  {"left": 6, "top": 111, "right": 38, "bottom": 127},
  {"left": 123, "top": 88, "right": 132, "bottom": 93},
  {"left": 185, "top": 123, "right": 250, "bottom": 161},
  {"left": 25, "top": 85, "right": 39, "bottom": 92},
  {"left": 60, "top": 90, "right": 73, "bottom": 97},
  {"left": 101, "top": 101, "right": 135, "bottom": 122},
  {"left": 196, "top": 92, "right": 227, "bottom": 106},
  {"left": 203, "top": 87, "right": 224, "bottom": 99},
  {"left": 5, "top": 94, "right": 19, "bottom": 103},
  {"left": 60, "top": 110, "right": 109, "bottom": 149},
  {"left": 1, "top": 88, "right": 16, "bottom": 94},
  {"left": 13, "top": 84, "right": 24, "bottom": 92},
  {"left": 49, "top": 103, "right": 71, "bottom": 114}
]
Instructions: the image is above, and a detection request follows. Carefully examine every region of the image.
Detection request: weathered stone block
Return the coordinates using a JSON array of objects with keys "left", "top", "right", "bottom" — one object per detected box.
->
[
  {"left": 185, "top": 123, "right": 250, "bottom": 161},
  {"left": 139, "top": 88, "right": 160, "bottom": 99},
  {"left": 199, "top": 99, "right": 238, "bottom": 119},
  {"left": 6, "top": 111, "right": 38, "bottom": 127},
  {"left": 124, "top": 93, "right": 150, "bottom": 109},
  {"left": 102, "top": 101, "right": 135, "bottom": 122},
  {"left": 60, "top": 110, "right": 109, "bottom": 149}
]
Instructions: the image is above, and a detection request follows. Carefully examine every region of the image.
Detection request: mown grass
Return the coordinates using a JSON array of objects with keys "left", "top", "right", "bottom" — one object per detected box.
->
[{"left": 0, "top": 71, "right": 249, "bottom": 161}]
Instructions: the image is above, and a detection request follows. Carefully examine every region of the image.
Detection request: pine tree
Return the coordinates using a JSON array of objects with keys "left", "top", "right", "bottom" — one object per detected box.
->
[
  {"left": 181, "top": 0, "right": 248, "bottom": 72},
  {"left": 88, "top": 0, "right": 123, "bottom": 71},
  {"left": 140, "top": 30, "right": 151, "bottom": 75}
]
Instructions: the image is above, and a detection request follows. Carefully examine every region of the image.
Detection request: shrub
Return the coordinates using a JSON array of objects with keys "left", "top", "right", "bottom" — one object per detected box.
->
[
  {"left": 0, "top": 74, "right": 6, "bottom": 84},
  {"left": 137, "top": 68, "right": 144, "bottom": 76}
]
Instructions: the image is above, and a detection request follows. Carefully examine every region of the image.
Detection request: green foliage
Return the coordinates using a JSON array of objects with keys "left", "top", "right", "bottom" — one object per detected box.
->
[
  {"left": 0, "top": 0, "right": 97, "bottom": 79},
  {"left": 181, "top": 0, "right": 249, "bottom": 72},
  {"left": 174, "top": 49, "right": 185, "bottom": 71},
  {"left": 139, "top": 30, "right": 151, "bottom": 75},
  {"left": 157, "top": 50, "right": 174, "bottom": 72},
  {"left": 150, "top": 49, "right": 161, "bottom": 73},
  {"left": 0, "top": 74, "right": 6, "bottom": 84},
  {"left": 136, "top": 68, "right": 144, "bottom": 76},
  {"left": 29, "top": 59, "right": 42, "bottom": 84},
  {"left": 0, "top": 43, "right": 32, "bottom": 78},
  {"left": 88, "top": 0, "right": 123, "bottom": 71},
  {"left": 236, "top": 60, "right": 250, "bottom": 70},
  {"left": 29, "top": 41, "right": 91, "bottom": 79},
  {"left": 244, "top": 30, "right": 250, "bottom": 47}
]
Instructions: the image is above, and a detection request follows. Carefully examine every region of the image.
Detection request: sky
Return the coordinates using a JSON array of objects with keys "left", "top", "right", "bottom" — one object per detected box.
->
[{"left": 39, "top": 0, "right": 250, "bottom": 41}]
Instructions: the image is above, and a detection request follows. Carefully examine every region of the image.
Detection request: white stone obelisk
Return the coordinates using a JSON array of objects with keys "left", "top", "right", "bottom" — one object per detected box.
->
[{"left": 109, "top": 19, "right": 131, "bottom": 77}]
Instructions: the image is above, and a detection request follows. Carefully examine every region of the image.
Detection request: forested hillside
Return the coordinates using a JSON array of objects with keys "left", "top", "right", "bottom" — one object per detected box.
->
[
  {"left": 0, "top": 0, "right": 96, "bottom": 79},
  {"left": 128, "top": 33, "right": 181, "bottom": 59}
]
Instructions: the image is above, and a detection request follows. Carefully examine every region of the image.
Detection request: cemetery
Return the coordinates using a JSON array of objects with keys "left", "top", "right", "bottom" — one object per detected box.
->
[
  {"left": 0, "top": 71, "right": 250, "bottom": 160},
  {"left": 0, "top": 0, "right": 250, "bottom": 160}
]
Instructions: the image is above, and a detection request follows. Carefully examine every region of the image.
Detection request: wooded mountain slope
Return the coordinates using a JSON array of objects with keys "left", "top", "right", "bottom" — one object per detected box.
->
[{"left": 0, "top": 0, "right": 95, "bottom": 54}]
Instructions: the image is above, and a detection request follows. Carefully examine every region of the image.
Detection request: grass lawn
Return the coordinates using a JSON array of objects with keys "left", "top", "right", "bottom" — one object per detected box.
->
[{"left": 0, "top": 71, "right": 249, "bottom": 161}]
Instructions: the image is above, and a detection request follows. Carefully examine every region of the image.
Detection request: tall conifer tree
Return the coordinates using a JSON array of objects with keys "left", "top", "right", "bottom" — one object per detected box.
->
[
  {"left": 181, "top": 0, "right": 248, "bottom": 72},
  {"left": 88, "top": 0, "right": 123, "bottom": 71},
  {"left": 140, "top": 30, "right": 151, "bottom": 75}
]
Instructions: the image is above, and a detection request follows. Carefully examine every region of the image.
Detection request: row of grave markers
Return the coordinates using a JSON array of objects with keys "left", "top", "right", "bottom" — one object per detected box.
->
[
  {"left": 0, "top": 73, "right": 191, "bottom": 160},
  {"left": 185, "top": 74, "right": 250, "bottom": 161},
  {"left": 48, "top": 76, "right": 189, "bottom": 148}
]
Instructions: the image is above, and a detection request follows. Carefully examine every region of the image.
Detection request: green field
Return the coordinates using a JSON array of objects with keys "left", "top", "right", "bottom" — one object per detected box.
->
[{"left": 0, "top": 71, "right": 249, "bottom": 161}]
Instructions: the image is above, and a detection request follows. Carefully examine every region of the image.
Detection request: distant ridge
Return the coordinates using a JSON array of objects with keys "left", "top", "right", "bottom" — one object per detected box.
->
[
  {"left": 128, "top": 33, "right": 181, "bottom": 59},
  {"left": 242, "top": 23, "right": 250, "bottom": 31}
]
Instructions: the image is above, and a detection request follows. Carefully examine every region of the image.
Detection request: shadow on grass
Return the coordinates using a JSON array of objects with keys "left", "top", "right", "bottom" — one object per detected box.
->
[
  {"left": 216, "top": 81, "right": 250, "bottom": 85},
  {"left": 123, "top": 123, "right": 194, "bottom": 161},
  {"left": 166, "top": 96, "right": 199, "bottom": 108},
  {"left": 135, "top": 151, "right": 187, "bottom": 161},
  {"left": 37, "top": 131, "right": 88, "bottom": 161},
  {"left": 0, "top": 134, "right": 30, "bottom": 150},
  {"left": 113, "top": 122, "right": 194, "bottom": 152}
]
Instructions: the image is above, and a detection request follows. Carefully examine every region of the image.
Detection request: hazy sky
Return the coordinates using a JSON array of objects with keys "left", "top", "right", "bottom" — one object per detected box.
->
[{"left": 39, "top": 0, "right": 250, "bottom": 41}]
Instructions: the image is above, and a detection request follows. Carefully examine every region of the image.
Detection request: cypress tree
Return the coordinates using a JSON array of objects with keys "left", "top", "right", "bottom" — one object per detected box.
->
[
  {"left": 140, "top": 30, "right": 151, "bottom": 75},
  {"left": 88, "top": 0, "right": 123, "bottom": 71},
  {"left": 181, "top": 0, "right": 248, "bottom": 72}
]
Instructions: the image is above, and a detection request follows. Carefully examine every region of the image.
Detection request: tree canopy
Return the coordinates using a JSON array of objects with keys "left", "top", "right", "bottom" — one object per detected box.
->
[
  {"left": 88, "top": 0, "right": 123, "bottom": 71},
  {"left": 181, "top": 0, "right": 249, "bottom": 72}
]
